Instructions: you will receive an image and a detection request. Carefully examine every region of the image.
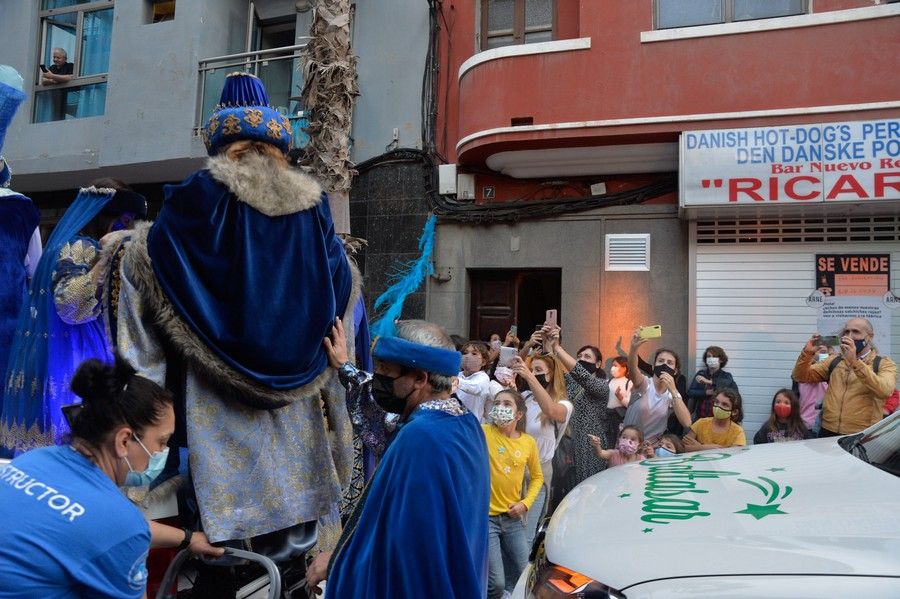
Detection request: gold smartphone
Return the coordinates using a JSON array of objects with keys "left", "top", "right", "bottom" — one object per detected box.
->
[{"left": 638, "top": 324, "right": 662, "bottom": 340}]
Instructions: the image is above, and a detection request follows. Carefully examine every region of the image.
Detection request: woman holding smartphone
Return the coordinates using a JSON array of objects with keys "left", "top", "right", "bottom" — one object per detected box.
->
[
  {"left": 511, "top": 350, "right": 572, "bottom": 546},
  {"left": 544, "top": 326, "right": 615, "bottom": 488},
  {"left": 624, "top": 328, "right": 692, "bottom": 448}
]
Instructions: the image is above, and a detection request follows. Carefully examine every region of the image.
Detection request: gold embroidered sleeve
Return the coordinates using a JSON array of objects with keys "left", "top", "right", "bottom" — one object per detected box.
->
[{"left": 53, "top": 239, "right": 102, "bottom": 324}]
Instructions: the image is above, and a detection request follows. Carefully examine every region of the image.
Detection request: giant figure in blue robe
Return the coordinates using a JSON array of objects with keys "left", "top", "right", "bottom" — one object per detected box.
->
[
  {"left": 114, "top": 72, "right": 360, "bottom": 543},
  {"left": 0, "top": 65, "right": 41, "bottom": 399},
  {"left": 0, "top": 182, "right": 146, "bottom": 457}
]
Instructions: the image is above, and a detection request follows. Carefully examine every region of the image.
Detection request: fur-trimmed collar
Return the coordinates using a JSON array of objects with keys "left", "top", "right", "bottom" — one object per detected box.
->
[{"left": 206, "top": 153, "right": 323, "bottom": 216}]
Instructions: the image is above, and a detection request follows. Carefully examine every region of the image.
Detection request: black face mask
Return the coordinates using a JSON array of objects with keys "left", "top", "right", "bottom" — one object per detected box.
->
[
  {"left": 371, "top": 372, "right": 414, "bottom": 414},
  {"left": 577, "top": 360, "right": 597, "bottom": 375},
  {"left": 534, "top": 374, "right": 549, "bottom": 388},
  {"left": 653, "top": 364, "right": 676, "bottom": 379}
]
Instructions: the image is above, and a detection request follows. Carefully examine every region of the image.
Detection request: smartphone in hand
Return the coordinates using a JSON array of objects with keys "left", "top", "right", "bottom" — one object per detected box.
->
[
  {"left": 39, "top": 64, "right": 49, "bottom": 73},
  {"left": 509, "top": 324, "right": 518, "bottom": 338},
  {"left": 818, "top": 335, "right": 840, "bottom": 347},
  {"left": 499, "top": 346, "right": 516, "bottom": 367},
  {"left": 545, "top": 309, "right": 558, "bottom": 327},
  {"left": 638, "top": 324, "right": 662, "bottom": 340}
]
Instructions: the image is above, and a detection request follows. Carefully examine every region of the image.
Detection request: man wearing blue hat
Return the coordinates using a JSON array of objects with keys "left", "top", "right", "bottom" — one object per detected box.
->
[
  {"left": 309, "top": 318, "right": 490, "bottom": 598},
  {"left": 114, "top": 72, "right": 361, "bottom": 589},
  {"left": 0, "top": 66, "right": 42, "bottom": 398}
]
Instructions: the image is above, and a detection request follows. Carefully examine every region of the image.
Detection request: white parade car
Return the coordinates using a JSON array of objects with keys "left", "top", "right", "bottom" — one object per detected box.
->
[{"left": 513, "top": 411, "right": 900, "bottom": 598}]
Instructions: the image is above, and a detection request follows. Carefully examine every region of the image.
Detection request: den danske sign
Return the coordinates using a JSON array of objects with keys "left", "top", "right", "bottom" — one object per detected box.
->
[{"left": 681, "top": 119, "right": 900, "bottom": 205}]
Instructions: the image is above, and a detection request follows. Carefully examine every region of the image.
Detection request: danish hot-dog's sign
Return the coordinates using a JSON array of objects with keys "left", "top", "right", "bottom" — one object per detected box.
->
[{"left": 681, "top": 119, "right": 900, "bottom": 205}]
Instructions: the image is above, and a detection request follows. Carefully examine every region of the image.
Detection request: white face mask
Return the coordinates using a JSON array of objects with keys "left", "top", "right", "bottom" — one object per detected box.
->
[
  {"left": 817, "top": 353, "right": 829, "bottom": 362},
  {"left": 706, "top": 357, "right": 720, "bottom": 370}
]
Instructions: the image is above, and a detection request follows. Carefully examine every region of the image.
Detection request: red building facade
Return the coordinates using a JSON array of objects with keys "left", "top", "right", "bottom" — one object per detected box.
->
[{"left": 427, "top": 1, "right": 899, "bottom": 433}]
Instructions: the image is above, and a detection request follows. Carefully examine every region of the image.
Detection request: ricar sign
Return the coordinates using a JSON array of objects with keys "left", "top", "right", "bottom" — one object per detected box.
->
[{"left": 681, "top": 119, "right": 900, "bottom": 206}]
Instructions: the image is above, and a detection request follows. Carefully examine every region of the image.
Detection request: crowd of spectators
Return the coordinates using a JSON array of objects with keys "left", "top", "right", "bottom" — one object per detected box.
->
[{"left": 454, "top": 315, "right": 897, "bottom": 596}]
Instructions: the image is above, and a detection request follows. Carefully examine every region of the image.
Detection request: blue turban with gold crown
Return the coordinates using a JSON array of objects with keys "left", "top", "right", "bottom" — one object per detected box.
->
[{"left": 202, "top": 72, "right": 292, "bottom": 156}]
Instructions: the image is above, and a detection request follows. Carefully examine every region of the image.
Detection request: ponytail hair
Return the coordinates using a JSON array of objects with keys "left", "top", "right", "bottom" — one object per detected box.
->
[{"left": 68, "top": 354, "right": 173, "bottom": 448}]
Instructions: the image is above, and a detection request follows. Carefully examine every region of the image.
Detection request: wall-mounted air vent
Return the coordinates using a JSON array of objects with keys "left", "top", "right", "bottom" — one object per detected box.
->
[{"left": 605, "top": 234, "right": 650, "bottom": 271}]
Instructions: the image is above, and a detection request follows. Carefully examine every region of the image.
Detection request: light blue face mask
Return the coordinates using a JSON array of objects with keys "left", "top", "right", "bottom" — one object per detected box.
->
[
  {"left": 123, "top": 434, "right": 168, "bottom": 487},
  {"left": 654, "top": 447, "right": 676, "bottom": 458}
]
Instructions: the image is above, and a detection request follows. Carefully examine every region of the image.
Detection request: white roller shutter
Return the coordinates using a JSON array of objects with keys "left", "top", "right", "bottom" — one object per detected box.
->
[{"left": 693, "top": 216, "right": 900, "bottom": 443}]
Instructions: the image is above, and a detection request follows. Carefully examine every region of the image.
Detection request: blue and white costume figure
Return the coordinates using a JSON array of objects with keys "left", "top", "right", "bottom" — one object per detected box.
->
[
  {"left": 0, "top": 184, "right": 148, "bottom": 456},
  {"left": 325, "top": 219, "right": 490, "bottom": 598},
  {"left": 327, "top": 330, "right": 491, "bottom": 599},
  {"left": 0, "top": 65, "right": 42, "bottom": 397},
  {"left": 115, "top": 72, "right": 360, "bottom": 544}
]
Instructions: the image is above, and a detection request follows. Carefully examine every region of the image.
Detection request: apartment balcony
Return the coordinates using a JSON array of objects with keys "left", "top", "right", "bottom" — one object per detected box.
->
[
  {"left": 454, "top": 38, "right": 679, "bottom": 179},
  {"left": 194, "top": 43, "right": 311, "bottom": 150},
  {"left": 453, "top": 3, "right": 900, "bottom": 179}
]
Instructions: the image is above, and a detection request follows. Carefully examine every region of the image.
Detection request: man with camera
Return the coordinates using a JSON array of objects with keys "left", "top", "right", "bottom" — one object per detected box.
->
[{"left": 792, "top": 317, "right": 897, "bottom": 437}]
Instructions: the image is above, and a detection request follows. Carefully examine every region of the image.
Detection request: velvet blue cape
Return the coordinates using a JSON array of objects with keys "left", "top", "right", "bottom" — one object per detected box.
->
[
  {"left": 0, "top": 193, "right": 39, "bottom": 380},
  {"left": 146, "top": 170, "right": 352, "bottom": 390},
  {"left": 326, "top": 407, "right": 490, "bottom": 599}
]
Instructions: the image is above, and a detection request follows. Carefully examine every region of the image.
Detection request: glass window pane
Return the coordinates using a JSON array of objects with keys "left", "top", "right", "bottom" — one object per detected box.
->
[
  {"left": 73, "top": 82, "right": 107, "bottom": 118},
  {"left": 486, "top": 34, "right": 515, "bottom": 49},
  {"left": 525, "top": 0, "right": 552, "bottom": 28},
  {"left": 657, "top": 0, "right": 722, "bottom": 29},
  {"left": 42, "top": 0, "right": 92, "bottom": 9},
  {"left": 42, "top": 12, "right": 77, "bottom": 74},
  {"left": 733, "top": 0, "right": 804, "bottom": 21},
  {"left": 33, "top": 82, "right": 106, "bottom": 123},
  {"left": 259, "top": 59, "right": 294, "bottom": 113},
  {"left": 524, "top": 29, "right": 552, "bottom": 44},
  {"left": 80, "top": 8, "right": 113, "bottom": 76},
  {"left": 200, "top": 68, "right": 236, "bottom": 123},
  {"left": 487, "top": 0, "right": 515, "bottom": 33}
]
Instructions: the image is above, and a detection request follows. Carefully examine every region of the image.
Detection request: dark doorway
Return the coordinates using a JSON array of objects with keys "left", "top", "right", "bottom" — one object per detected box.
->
[{"left": 468, "top": 269, "right": 562, "bottom": 342}]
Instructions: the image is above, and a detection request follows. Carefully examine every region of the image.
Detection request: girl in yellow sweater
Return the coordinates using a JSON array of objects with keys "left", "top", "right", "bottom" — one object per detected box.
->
[{"left": 482, "top": 389, "right": 543, "bottom": 599}]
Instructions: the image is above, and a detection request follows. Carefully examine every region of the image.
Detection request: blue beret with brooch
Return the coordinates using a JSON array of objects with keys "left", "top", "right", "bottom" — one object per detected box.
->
[{"left": 202, "top": 72, "right": 293, "bottom": 156}]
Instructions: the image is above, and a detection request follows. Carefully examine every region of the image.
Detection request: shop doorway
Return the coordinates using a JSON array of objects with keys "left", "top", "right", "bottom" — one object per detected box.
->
[{"left": 468, "top": 269, "right": 562, "bottom": 342}]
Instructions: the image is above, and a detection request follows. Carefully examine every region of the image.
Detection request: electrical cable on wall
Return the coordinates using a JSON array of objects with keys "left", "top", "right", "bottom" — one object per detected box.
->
[{"left": 356, "top": 148, "right": 678, "bottom": 224}]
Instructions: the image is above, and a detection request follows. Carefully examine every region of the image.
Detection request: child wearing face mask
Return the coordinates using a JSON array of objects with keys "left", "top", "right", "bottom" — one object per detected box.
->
[
  {"left": 456, "top": 342, "right": 493, "bottom": 423},
  {"left": 687, "top": 346, "right": 739, "bottom": 420},
  {"left": 753, "top": 389, "right": 812, "bottom": 444},
  {"left": 482, "top": 390, "right": 543, "bottom": 599},
  {"left": 683, "top": 388, "right": 746, "bottom": 450},
  {"left": 643, "top": 433, "right": 685, "bottom": 458},
  {"left": 587, "top": 425, "right": 644, "bottom": 467}
]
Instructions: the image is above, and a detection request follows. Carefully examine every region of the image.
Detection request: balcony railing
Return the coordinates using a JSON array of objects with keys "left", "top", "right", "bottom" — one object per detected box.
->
[{"left": 194, "top": 42, "right": 311, "bottom": 149}]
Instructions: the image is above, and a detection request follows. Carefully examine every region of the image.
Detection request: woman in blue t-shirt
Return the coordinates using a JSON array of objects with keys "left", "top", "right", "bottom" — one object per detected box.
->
[{"left": 0, "top": 355, "right": 221, "bottom": 598}]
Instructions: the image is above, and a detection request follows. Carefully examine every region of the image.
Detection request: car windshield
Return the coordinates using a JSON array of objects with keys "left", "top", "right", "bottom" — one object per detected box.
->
[{"left": 840, "top": 412, "right": 900, "bottom": 476}]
